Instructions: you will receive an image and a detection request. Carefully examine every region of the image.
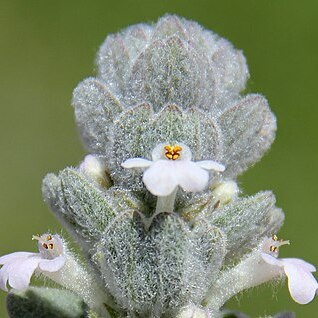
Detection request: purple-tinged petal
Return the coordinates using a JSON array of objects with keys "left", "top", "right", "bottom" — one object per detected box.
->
[
  {"left": 282, "top": 258, "right": 316, "bottom": 273},
  {"left": 284, "top": 262, "right": 318, "bottom": 304},
  {"left": 175, "top": 161, "right": 209, "bottom": 192},
  {"left": 39, "top": 255, "right": 65, "bottom": 272},
  {"left": 0, "top": 253, "right": 40, "bottom": 291},
  {"left": 143, "top": 160, "right": 178, "bottom": 196},
  {"left": 0, "top": 264, "right": 10, "bottom": 291},
  {"left": 0, "top": 252, "right": 36, "bottom": 265},
  {"left": 121, "top": 158, "right": 152, "bottom": 168},
  {"left": 7, "top": 256, "right": 41, "bottom": 290}
]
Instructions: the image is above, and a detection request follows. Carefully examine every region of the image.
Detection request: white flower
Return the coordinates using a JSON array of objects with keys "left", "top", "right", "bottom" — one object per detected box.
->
[
  {"left": 0, "top": 233, "right": 65, "bottom": 291},
  {"left": 122, "top": 143, "right": 225, "bottom": 196},
  {"left": 204, "top": 235, "right": 318, "bottom": 310},
  {"left": 261, "top": 236, "right": 318, "bottom": 304}
]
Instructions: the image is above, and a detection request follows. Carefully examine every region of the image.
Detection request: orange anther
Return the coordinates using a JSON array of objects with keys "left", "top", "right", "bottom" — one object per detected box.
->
[{"left": 164, "top": 145, "right": 183, "bottom": 160}]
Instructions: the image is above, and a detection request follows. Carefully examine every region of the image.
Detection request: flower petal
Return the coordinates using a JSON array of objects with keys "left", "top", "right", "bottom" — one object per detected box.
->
[
  {"left": 0, "top": 252, "right": 36, "bottom": 265},
  {"left": 39, "top": 255, "right": 66, "bottom": 272},
  {"left": 196, "top": 160, "right": 225, "bottom": 172},
  {"left": 0, "top": 253, "right": 39, "bottom": 291},
  {"left": 121, "top": 158, "right": 152, "bottom": 168},
  {"left": 261, "top": 253, "right": 284, "bottom": 267},
  {"left": 5, "top": 256, "right": 41, "bottom": 290},
  {"left": 151, "top": 143, "right": 168, "bottom": 161},
  {"left": 175, "top": 161, "right": 209, "bottom": 192},
  {"left": 0, "top": 264, "right": 10, "bottom": 291},
  {"left": 282, "top": 258, "right": 316, "bottom": 273},
  {"left": 143, "top": 160, "right": 178, "bottom": 196},
  {"left": 283, "top": 261, "right": 318, "bottom": 304}
]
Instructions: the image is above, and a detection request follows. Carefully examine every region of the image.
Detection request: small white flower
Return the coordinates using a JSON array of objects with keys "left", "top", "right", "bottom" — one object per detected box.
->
[
  {"left": 122, "top": 143, "right": 225, "bottom": 196},
  {"left": 261, "top": 236, "right": 318, "bottom": 304},
  {"left": 0, "top": 233, "right": 65, "bottom": 291}
]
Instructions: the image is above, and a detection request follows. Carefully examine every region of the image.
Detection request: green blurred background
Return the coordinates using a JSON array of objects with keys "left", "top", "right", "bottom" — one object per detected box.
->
[{"left": 0, "top": 0, "right": 317, "bottom": 317}]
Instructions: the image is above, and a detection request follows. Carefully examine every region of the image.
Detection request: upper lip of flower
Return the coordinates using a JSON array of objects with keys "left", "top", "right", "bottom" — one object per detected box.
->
[
  {"left": 261, "top": 236, "right": 318, "bottom": 304},
  {"left": 0, "top": 233, "right": 65, "bottom": 291},
  {"left": 121, "top": 143, "right": 225, "bottom": 196}
]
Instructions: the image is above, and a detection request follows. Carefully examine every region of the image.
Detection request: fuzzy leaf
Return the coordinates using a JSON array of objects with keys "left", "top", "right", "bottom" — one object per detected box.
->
[
  {"left": 128, "top": 35, "right": 213, "bottom": 112},
  {"left": 6, "top": 287, "right": 88, "bottom": 318},
  {"left": 97, "top": 25, "right": 151, "bottom": 97},
  {"left": 266, "top": 207, "right": 285, "bottom": 236},
  {"left": 42, "top": 172, "right": 65, "bottom": 216},
  {"left": 187, "top": 221, "right": 226, "bottom": 297},
  {"left": 189, "top": 108, "right": 223, "bottom": 162},
  {"left": 109, "top": 102, "right": 154, "bottom": 187},
  {"left": 219, "top": 94, "right": 276, "bottom": 178},
  {"left": 119, "top": 24, "right": 152, "bottom": 61},
  {"left": 43, "top": 168, "right": 144, "bottom": 249},
  {"left": 93, "top": 15, "right": 250, "bottom": 112},
  {"left": 152, "top": 15, "right": 189, "bottom": 40},
  {"left": 94, "top": 211, "right": 152, "bottom": 313},
  {"left": 97, "top": 33, "right": 130, "bottom": 96},
  {"left": 211, "top": 39, "right": 249, "bottom": 109},
  {"left": 94, "top": 212, "right": 225, "bottom": 316},
  {"left": 72, "top": 78, "right": 123, "bottom": 154},
  {"left": 150, "top": 214, "right": 193, "bottom": 314},
  {"left": 205, "top": 191, "right": 283, "bottom": 261}
]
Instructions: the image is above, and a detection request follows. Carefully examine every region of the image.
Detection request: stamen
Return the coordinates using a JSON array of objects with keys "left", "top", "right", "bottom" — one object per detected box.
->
[
  {"left": 32, "top": 235, "right": 42, "bottom": 242},
  {"left": 270, "top": 246, "right": 278, "bottom": 253},
  {"left": 164, "top": 145, "right": 182, "bottom": 160},
  {"left": 268, "top": 235, "right": 290, "bottom": 255},
  {"left": 32, "top": 234, "right": 55, "bottom": 250}
]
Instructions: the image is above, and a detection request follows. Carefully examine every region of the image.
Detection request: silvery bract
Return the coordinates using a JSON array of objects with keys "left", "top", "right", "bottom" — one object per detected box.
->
[{"left": 1, "top": 15, "right": 316, "bottom": 318}]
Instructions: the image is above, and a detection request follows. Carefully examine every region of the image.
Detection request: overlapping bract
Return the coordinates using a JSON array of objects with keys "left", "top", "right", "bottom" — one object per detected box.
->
[
  {"left": 41, "top": 15, "right": 284, "bottom": 318},
  {"left": 96, "top": 15, "right": 248, "bottom": 112},
  {"left": 73, "top": 90, "right": 275, "bottom": 188},
  {"left": 42, "top": 165, "right": 284, "bottom": 317},
  {"left": 43, "top": 168, "right": 228, "bottom": 315},
  {"left": 72, "top": 15, "right": 276, "bottom": 186}
]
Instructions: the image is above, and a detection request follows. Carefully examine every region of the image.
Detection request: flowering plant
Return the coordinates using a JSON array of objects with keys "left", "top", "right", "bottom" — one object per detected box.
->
[{"left": 1, "top": 15, "right": 316, "bottom": 318}]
